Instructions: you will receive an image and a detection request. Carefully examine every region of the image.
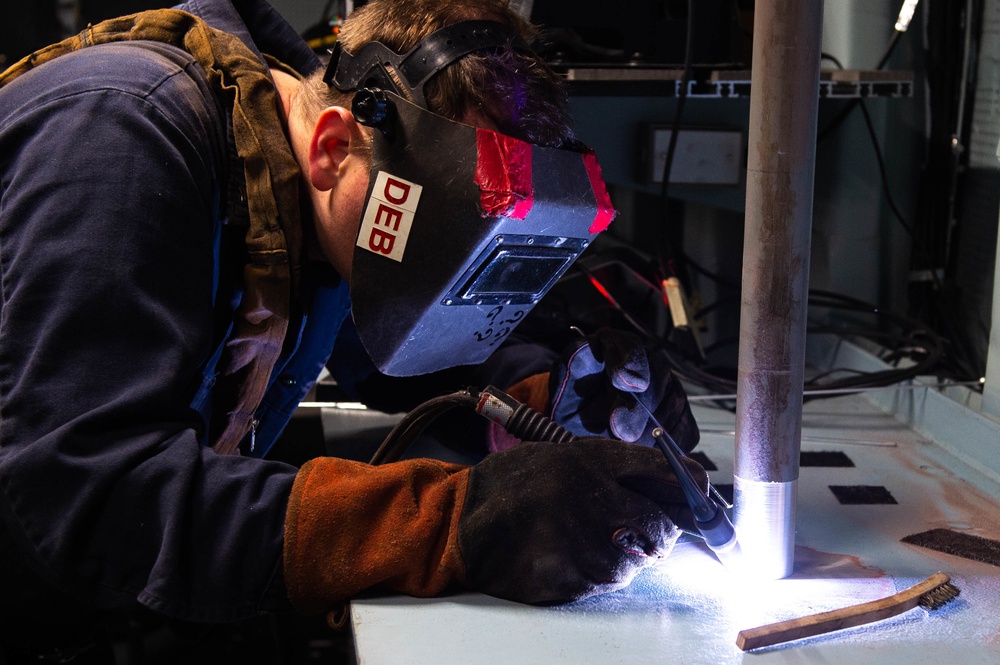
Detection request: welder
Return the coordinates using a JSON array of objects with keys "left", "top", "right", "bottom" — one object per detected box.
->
[{"left": 0, "top": 0, "right": 701, "bottom": 660}]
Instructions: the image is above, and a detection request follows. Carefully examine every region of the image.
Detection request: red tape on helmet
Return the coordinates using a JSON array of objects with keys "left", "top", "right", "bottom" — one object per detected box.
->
[{"left": 475, "top": 130, "right": 535, "bottom": 220}]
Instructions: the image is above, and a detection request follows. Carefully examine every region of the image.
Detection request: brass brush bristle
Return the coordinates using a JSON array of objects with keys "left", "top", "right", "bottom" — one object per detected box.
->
[{"left": 918, "top": 580, "right": 960, "bottom": 609}]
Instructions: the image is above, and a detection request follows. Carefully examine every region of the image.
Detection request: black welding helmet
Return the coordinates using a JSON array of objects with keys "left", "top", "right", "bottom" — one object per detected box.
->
[{"left": 324, "top": 21, "right": 616, "bottom": 376}]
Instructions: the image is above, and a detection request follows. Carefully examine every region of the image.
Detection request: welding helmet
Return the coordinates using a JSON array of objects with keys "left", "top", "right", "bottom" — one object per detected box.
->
[{"left": 324, "top": 21, "right": 616, "bottom": 376}]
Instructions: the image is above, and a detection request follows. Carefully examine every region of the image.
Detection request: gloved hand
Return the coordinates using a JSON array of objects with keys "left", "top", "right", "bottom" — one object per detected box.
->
[
  {"left": 551, "top": 327, "right": 700, "bottom": 452},
  {"left": 460, "top": 438, "right": 706, "bottom": 604},
  {"left": 283, "top": 438, "right": 707, "bottom": 611}
]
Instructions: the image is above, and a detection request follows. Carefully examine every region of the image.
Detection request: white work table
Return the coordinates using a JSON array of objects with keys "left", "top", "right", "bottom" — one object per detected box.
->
[{"left": 349, "top": 382, "right": 1000, "bottom": 664}]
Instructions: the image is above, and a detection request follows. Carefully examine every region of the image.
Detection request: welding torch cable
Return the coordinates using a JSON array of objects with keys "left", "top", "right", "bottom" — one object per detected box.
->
[
  {"left": 366, "top": 386, "right": 576, "bottom": 466},
  {"left": 368, "top": 390, "right": 479, "bottom": 465}
]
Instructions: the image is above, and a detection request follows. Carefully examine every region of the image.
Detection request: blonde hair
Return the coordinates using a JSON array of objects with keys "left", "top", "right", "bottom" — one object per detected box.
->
[{"left": 296, "top": 0, "right": 574, "bottom": 147}]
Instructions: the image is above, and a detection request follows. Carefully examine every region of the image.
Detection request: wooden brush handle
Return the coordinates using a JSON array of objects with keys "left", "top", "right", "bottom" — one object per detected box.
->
[{"left": 736, "top": 572, "right": 951, "bottom": 651}]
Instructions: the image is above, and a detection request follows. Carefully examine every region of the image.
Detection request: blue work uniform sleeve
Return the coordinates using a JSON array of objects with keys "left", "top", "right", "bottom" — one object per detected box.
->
[{"left": 0, "top": 43, "right": 296, "bottom": 622}]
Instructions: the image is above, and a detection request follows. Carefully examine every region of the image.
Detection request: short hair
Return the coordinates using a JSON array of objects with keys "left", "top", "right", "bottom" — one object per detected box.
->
[{"left": 295, "top": 0, "right": 574, "bottom": 147}]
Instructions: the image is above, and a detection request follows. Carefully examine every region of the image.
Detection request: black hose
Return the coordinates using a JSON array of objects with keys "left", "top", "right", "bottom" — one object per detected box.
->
[
  {"left": 369, "top": 391, "right": 478, "bottom": 465},
  {"left": 473, "top": 386, "right": 576, "bottom": 444}
]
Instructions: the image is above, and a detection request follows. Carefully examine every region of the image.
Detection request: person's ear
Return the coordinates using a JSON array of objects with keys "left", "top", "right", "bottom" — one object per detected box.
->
[{"left": 306, "top": 106, "right": 362, "bottom": 191}]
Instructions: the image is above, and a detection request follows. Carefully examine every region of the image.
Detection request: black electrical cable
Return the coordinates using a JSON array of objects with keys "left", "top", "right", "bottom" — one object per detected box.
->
[
  {"left": 683, "top": 253, "right": 740, "bottom": 292},
  {"left": 875, "top": 30, "right": 905, "bottom": 70},
  {"left": 907, "top": 0, "right": 986, "bottom": 383},
  {"left": 652, "top": 21, "right": 919, "bottom": 394},
  {"left": 369, "top": 391, "right": 478, "bottom": 465},
  {"left": 821, "top": 53, "right": 845, "bottom": 70},
  {"left": 574, "top": 265, "right": 959, "bottom": 399},
  {"left": 573, "top": 263, "right": 658, "bottom": 339},
  {"left": 655, "top": 0, "right": 696, "bottom": 284},
  {"left": 797, "top": 288, "right": 947, "bottom": 390},
  {"left": 796, "top": 25, "right": 979, "bottom": 384},
  {"left": 857, "top": 99, "right": 915, "bottom": 236},
  {"left": 807, "top": 287, "right": 977, "bottom": 386},
  {"left": 818, "top": 48, "right": 927, "bottom": 293},
  {"left": 816, "top": 41, "right": 916, "bottom": 239},
  {"left": 803, "top": 326, "right": 943, "bottom": 388},
  {"left": 657, "top": 3, "right": 694, "bottom": 203},
  {"left": 818, "top": 30, "right": 903, "bottom": 142},
  {"left": 825, "top": 106, "right": 981, "bottom": 384}
]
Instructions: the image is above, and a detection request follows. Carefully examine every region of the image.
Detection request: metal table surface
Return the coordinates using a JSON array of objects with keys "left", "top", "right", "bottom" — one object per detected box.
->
[{"left": 349, "top": 390, "right": 1000, "bottom": 664}]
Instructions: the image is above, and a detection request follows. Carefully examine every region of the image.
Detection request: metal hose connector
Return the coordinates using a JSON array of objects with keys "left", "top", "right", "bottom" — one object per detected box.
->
[{"left": 475, "top": 386, "right": 576, "bottom": 444}]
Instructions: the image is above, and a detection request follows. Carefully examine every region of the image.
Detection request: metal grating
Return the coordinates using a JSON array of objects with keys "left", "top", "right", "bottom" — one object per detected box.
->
[
  {"left": 901, "top": 528, "right": 1000, "bottom": 568},
  {"left": 829, "top": 485, "right": 898, "bottom": 505},
  {"left": 800, "top": 451, "right": 855, "bottom": 467}
]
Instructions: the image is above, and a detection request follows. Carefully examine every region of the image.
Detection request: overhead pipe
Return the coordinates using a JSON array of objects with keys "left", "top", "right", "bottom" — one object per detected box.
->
[{"left": 733, "top": 0, "right": 824, "bottom": 579}]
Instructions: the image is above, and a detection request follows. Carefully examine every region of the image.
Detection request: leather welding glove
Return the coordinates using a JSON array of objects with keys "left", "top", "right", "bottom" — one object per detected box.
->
[
  {"left": 460, "top": 438, "right": 706, "bottom": 604},
  {"left": 283, "top": 438, "right": 707, "bottom": 612},
  {"left": 550, "top": 327, "right": 700, "bottom": 453}
]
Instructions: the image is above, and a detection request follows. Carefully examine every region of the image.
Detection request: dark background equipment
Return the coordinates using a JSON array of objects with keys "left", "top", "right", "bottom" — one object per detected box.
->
[{"left": 527, "top": 0, "right": 748, "bottom": 67}]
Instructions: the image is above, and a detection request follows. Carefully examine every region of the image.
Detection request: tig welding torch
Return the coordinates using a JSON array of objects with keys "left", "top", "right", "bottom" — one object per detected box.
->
[
  {"left": 473, "top": 385, "right": 741, "bottom": 568},
  {"left": 634, "top": 399, "right": 742, "bottom": 569}
]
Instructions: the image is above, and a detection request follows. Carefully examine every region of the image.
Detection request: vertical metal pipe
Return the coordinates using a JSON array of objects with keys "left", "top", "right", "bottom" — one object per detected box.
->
[
  {"left": 734, "top": 0, "right": 823, "bottom": 579},
  {"left": 983, "top": 138, "right": 1000, "bottom": 419}
]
